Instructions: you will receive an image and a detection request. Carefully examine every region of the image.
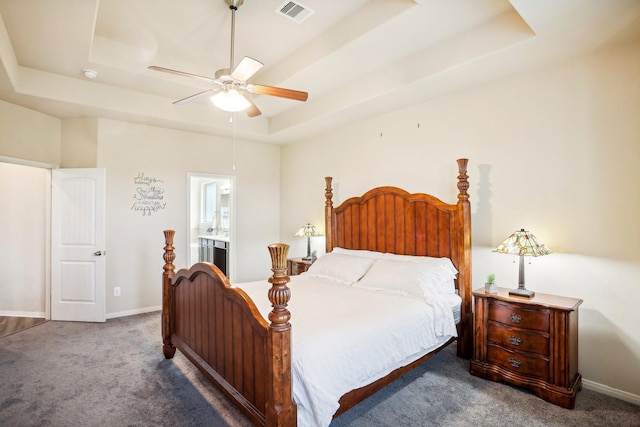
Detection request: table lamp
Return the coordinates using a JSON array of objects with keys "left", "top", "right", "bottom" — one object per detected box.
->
[
  {"left": 493, "top": 228, "right": 551, "bottom": 297},
  {"left": 294, "top": 223, "right": 321, "bottom": 260}
]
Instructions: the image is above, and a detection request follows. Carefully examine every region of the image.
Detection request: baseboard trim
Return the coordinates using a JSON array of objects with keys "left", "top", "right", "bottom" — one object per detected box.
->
[
  {"left": 106, "top": 306, "right": 161, "bottom": 320},
  {"left": 582, "top": 379, "right": 640, "bottom": 406},
  {"left": 0, "top": 310, "right": 46, "bottom": 318}
]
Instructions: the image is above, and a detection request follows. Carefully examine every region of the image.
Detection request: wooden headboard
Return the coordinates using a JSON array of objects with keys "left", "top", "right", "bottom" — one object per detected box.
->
[{"left": 323, "top": 158, "right": 472, "bottom": 358}]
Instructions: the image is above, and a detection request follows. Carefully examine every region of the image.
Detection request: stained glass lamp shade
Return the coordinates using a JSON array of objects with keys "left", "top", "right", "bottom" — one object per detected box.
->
[
  {"left": 294, "top": 223, "right": 321, "bottom": 260},
  {"left": 493, "top": 228, "right": 551, "bottom": 297}
]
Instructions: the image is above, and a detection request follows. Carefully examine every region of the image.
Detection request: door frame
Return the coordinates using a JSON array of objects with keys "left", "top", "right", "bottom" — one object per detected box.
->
[{"left": 188, "top": 173, "right": 235, "bottom": 280}]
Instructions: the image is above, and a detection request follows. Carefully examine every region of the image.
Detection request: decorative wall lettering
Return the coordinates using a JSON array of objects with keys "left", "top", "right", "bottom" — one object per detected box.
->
[{"left": 131, "top": 172, "right": 166, "bottom": 216}]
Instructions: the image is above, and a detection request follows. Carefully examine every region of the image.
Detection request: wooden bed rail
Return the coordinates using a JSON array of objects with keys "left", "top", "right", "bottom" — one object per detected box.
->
[{"left": 162, "top": 231, "right": 296, "bottom": 427}]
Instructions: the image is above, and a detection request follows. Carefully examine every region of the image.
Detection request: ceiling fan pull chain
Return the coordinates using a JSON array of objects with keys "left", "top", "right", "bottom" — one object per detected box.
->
[
  {"left": 232, "top": 112, "right": 237, "bottom": 171},
  {"left": 229, "top": 1, "right": 237, "bottom": 70}
]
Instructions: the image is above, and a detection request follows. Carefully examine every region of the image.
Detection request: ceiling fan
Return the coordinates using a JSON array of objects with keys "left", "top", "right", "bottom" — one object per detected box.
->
[{"left": 148, "top": 0, "right": 308, "bottom": 117}]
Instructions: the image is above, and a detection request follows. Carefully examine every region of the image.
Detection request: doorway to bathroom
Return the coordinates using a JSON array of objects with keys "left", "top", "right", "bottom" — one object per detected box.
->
[{"left": 188, "top": 173, "right": 234, "bottom": 280}]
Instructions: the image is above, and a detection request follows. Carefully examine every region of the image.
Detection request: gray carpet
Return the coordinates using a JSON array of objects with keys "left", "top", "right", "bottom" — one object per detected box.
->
[{"left": 1, "top": 312, "right": 638, "bottom": 427}]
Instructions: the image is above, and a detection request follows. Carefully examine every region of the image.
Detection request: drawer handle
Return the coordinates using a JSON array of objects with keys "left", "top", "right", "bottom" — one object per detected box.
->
[
  {"left": 510, "top": 313, "right": 522, "bottom": 323},
  {"left": 508, "top": 357, "right": 522, "bottom": 368},
  {"left": 508, "top": 336, "right": 522, "bottom": 346}
]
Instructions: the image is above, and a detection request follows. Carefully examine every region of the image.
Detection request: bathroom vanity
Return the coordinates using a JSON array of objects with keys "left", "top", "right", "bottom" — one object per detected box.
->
[{"left": 198, "top": 235, "right": 229, "bottom": 277}]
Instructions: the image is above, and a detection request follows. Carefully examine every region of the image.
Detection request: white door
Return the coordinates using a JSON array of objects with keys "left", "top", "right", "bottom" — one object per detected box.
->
[{"left": 51, "top": 168, "right": 106, "bottom": 322}]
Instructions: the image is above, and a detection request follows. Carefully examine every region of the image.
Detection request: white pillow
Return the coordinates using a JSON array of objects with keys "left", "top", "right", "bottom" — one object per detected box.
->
[
  {"left": 305, "top": 252, "right": 376, "bottom": 285},
  {"left": 331, "top": 247, "right": 384, "bottom": 259},
  {"left": 382, "top": 253, "right": 458, "bottom": 294},
  {"left": 353, "top": 258, "right": 441, "bottom": 298},
  {"left": 355, "top": 257, "right": 461, "bottom": 300}
]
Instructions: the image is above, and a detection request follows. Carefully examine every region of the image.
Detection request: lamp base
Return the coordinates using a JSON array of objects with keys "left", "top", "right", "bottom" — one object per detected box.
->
[
  {"left": 509, "top": 287, "right": 535, "bottom": 298},
  {"left": 301, "top": 256, "right": 313, "bottom": 261}
]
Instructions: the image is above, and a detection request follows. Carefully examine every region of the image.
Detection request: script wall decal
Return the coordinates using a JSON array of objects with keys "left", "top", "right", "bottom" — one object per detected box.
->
[{"left": 131, "top": 172, "right": 166, "bottom": 216}]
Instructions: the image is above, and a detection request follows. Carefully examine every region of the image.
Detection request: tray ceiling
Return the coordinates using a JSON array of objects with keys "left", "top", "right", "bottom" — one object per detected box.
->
[{"left": 1, "top": 0, "right": 639, "bottom": 144}]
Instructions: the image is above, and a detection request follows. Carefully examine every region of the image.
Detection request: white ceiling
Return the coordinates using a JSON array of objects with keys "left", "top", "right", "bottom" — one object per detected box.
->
[{"left": 1, "top": 0, "right": 639, "bottom": 144}]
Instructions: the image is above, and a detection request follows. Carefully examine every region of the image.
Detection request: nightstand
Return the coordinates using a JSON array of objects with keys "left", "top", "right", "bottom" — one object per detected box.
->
[
  {"left": 470, "top": 287, "right": 582, "bottom": 409},
  {"left": 287, "top": 257, "right": 314, "bottom": 276}
]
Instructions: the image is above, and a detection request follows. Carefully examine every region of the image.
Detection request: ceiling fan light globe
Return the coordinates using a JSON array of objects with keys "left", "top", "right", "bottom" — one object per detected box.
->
[{"left": 210, "top": 89, "right": 251, "bottom": 112}]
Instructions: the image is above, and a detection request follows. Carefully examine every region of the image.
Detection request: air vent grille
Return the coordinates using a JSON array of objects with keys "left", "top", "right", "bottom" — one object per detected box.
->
[{"left": 276, "top": 1, "right": 314, "bottom": 23}]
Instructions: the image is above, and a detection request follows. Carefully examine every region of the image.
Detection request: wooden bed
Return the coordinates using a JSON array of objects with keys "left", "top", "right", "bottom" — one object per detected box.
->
[{"left": 161, "top": 158, "right": 472, "bottom": 427}]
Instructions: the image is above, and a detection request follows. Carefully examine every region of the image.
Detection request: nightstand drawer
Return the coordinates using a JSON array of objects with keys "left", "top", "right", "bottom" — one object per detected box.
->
[
  {"left": 487, "top": 322, "right": 549, "bottom": 355},
  {"left": 488, "top": 301, "right": 549, "bottom": 332},
  {"left": 487, "top": 344, "right": 549, "bottom": 380}
]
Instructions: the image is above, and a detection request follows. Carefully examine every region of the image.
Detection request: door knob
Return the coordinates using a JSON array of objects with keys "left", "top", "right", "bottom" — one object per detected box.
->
[{"left": 94, "top": 251, "right": 103, "bottom": 256}]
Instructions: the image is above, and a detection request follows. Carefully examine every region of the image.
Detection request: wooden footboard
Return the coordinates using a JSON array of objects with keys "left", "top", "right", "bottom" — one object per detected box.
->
[{"left": 162, "top": 231, "right": 296, "bottom": 427}]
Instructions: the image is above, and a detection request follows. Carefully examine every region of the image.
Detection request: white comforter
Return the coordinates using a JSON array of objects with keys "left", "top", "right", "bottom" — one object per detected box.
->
[{"left": 237, "top": 275, "right": 458, "bottom": 427}]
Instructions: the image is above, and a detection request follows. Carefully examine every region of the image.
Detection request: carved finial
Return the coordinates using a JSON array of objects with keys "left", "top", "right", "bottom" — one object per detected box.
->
[
  {"left": 456, "top": 158, "right": 469, "bottom": 202},
  {"left": 325, "top": 177, "right": 333, "bottom": 208},
  {"left": 267, "top": 243, "right": 291, "bottom": 330},
  {"left": 163, "top": 230, "right": 176, "bottom": 277}
]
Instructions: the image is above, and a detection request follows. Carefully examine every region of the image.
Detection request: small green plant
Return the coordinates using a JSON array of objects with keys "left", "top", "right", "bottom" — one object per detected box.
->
[{"left": 487, "top": 273, "right": 495, "bottom": 285}]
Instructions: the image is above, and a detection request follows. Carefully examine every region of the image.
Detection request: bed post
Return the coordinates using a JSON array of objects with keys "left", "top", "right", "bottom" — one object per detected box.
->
[
  {"left": 325, "top": 177, "right": 334, "bottom": 253},
  {"left": 265, "top": 243, "right": 297, "bottom": 427},
  {"left": 162, "top": 230, "right": 177, "bottom": 359},
  {"left": 455, "top": 159, "right": 473, "bottom": 359}
]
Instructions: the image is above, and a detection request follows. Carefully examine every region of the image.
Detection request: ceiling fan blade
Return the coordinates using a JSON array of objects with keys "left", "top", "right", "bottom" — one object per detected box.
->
[
  {"left": 231, "top": 57, "right": 263, "bottom": 82},
  {"left": 173, "top": 89, "right": 216, "bottom": 105},
  {"left": 247, "top": 84, "right": 309, "bottom": 102},
  {"left": 241, "top": 92, "right": 262, "bottom": 117},
  {"left": 148, "top": 66, "right": 217, "bottom": 84}
]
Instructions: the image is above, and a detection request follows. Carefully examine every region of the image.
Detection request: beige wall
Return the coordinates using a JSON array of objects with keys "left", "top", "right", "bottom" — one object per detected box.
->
[
  {"left": 0, "top": 99, "right": 61, "bottom": 165},
  {"left": 0, "top": 101, "right": 57, "bottom": 317},
  {"left": 280, "top": 40, "right": 640, "bottom": 401},
  {"left": 95, "top": 118, "right": 280, "bottom": 316},
  {"left": 0, "top": 162, "right": 48, "bottom": 316},
  {"left": 61, "top": 117, "right": 98, "bottom": 167},
  {"left": 0, "top": 108, "right": 281, "bottom": 319}
]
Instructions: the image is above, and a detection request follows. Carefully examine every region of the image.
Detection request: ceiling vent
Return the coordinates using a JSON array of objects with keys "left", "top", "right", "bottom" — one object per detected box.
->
[{"left": 276, "top": 1, "right": 314, "bottom": 23}]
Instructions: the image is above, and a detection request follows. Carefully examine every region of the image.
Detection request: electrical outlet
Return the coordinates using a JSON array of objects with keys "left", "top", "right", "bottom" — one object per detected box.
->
[{"left": 114, "top": 287, "right": 121, "bottom": 297}]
